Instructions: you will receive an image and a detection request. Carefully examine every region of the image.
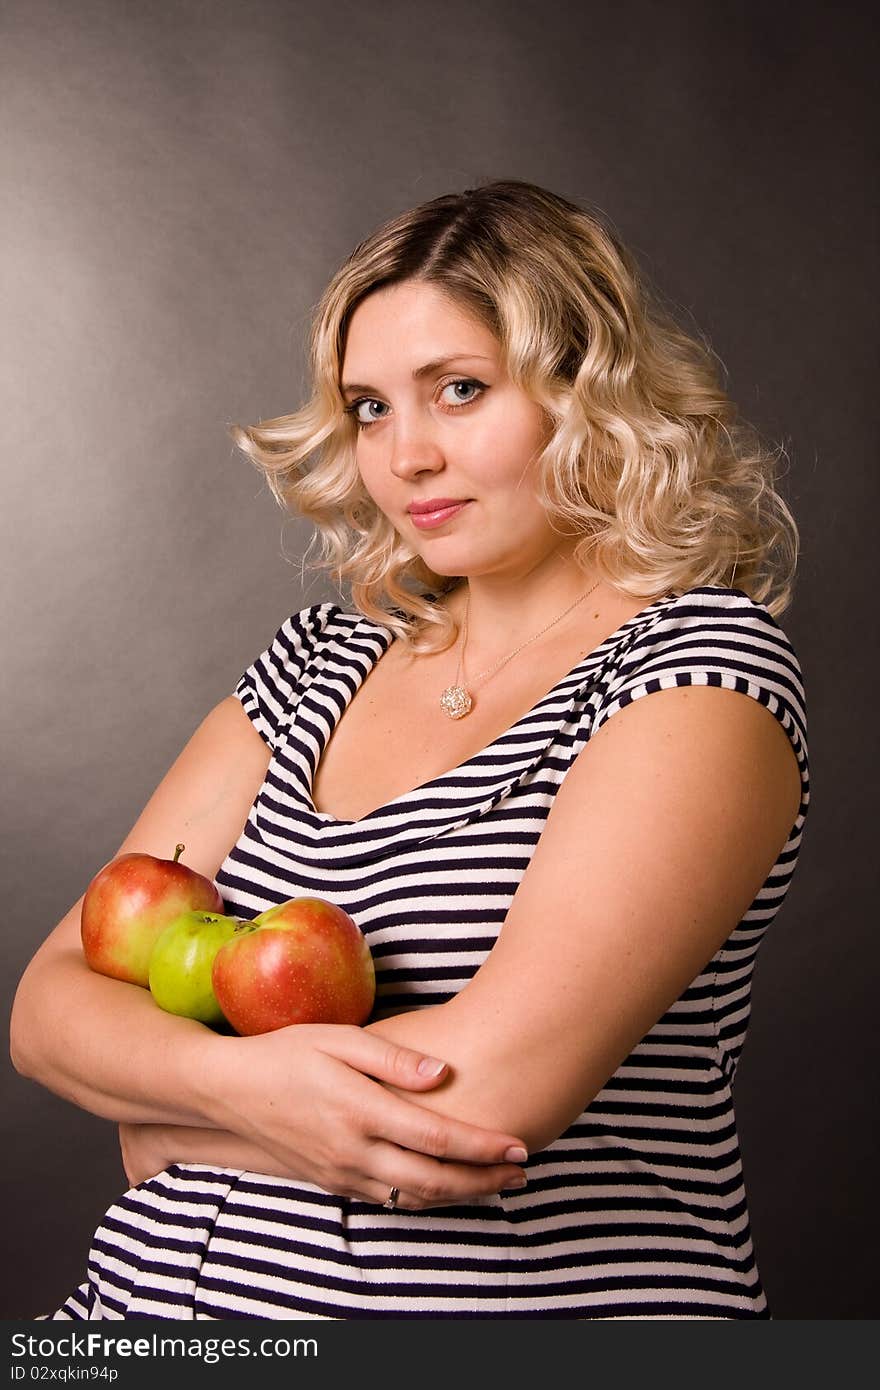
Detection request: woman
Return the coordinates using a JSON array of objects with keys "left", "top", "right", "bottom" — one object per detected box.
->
[{"left": 11, "top": 179, "right": 810, "bottom": 1319}]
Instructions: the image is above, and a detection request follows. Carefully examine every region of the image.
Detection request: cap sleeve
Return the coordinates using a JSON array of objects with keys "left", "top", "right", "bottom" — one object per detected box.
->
[
  {"left": 593, "top": 588, "right": 810, "bottom": 817},
  {"left": 234, "top": 602, "right": 339, "bottom": 750}
]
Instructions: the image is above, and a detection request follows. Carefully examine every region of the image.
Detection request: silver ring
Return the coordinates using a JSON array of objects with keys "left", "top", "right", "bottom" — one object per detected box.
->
[{"left": 382, "top": 1185, "right": 400, "bottom": 1209}]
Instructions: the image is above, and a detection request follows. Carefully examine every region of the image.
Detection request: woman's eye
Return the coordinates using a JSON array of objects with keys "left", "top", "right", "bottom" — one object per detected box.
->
[
  {"left": 344, "top": 378, "right": 486, "bottom": 430},
  {"left": 349, "top": 399, "right": 389, "bottom": 426},
  {"left": 439, "top": 379, "right": 483, "bottom": 406}
]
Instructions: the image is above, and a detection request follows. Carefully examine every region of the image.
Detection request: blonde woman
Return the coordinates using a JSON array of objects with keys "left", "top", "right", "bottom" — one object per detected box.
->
[{"left": 11, "top": 179, "right": 810, "bottom": 1320}]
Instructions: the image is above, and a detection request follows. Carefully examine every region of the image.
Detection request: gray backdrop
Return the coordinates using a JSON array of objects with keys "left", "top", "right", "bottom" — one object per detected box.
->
[{"left": 2, "top": 0, "right": 876, "bottom": 1319}]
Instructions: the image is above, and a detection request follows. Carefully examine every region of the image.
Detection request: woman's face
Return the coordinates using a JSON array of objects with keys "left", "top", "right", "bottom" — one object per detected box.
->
[{"left": 340, "top": 280, "right": 564, "bottom": 583}]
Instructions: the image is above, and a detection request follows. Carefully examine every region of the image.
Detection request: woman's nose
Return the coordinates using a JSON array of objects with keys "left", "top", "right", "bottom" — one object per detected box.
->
[{"left": 388, "top": 423, "right": 445, "bottom": 480}]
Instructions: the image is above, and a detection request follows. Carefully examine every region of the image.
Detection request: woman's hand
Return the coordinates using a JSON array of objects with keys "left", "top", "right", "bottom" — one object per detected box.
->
[
  {"left": 201, "top": 1022, "right": 528, "bottom": 1210},
  {"left": 118, "top": 1121, "right": 292, "bottom": 1187},
  {"left": 119, "top": 1121, "right": 166, "bottom": 1187}
]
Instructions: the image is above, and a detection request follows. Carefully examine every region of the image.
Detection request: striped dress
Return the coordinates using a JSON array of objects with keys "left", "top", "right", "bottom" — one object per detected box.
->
[{"left": 53, "top": 586, "right": 810, "bottom": 1320}]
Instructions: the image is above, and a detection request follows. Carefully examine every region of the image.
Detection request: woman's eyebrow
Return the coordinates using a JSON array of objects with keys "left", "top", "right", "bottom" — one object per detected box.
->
[{"left": 341, "top": 354, "right": 495, "bottom": 397}]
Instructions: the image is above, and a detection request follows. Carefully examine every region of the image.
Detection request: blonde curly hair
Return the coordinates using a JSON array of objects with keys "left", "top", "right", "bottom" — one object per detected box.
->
[{"left": 232, "top": 179, "right": 800, "bottom": 652}]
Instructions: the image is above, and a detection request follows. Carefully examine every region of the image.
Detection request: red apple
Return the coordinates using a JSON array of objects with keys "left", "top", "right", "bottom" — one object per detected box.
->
[
  {"left": 210, "top": 897, "right": 375, "bottom": 1035},
  {"left": 81, "top": 844, "right": 225, "bottom": 987}
]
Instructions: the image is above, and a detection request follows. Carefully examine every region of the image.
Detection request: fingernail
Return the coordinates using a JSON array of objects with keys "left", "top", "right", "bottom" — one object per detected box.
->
[
  {"left": 504, "top": 1145, "right": 528, "bottom": 1162},
  {"left": 417, "top": 1057, "right": 447, "bottom": 1077},
  {"left": 502, "top": 1175, "right": 527, "bottom": 1190}
]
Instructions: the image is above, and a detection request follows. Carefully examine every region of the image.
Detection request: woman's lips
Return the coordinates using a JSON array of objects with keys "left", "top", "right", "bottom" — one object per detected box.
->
[{"left": 408, "top": 501, "right": 471, "bottom": 530}]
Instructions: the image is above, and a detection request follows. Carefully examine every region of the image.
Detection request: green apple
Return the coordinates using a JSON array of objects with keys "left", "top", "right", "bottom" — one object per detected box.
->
[{"left": 148, "top": 910, "right": 241, "bottom": 1025}]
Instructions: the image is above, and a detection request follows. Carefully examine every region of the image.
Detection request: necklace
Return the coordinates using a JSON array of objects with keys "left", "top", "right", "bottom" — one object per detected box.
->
[{"left": 439, "top": 578, "right": 602, "bottom": 719}]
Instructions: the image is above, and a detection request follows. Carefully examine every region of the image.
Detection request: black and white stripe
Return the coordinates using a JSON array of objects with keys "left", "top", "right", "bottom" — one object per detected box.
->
[{"left": 53, "top": 587, "right": 810, "bottom": 1320}]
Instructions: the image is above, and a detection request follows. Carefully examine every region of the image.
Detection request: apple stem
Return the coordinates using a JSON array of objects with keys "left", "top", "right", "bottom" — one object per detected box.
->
[{"left": 173, "top": 843, "right": 185, "bottom": 863}]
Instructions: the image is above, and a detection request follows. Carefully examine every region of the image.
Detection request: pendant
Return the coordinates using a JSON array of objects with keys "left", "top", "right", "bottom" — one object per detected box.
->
[{"left": 440, "top": 685, "right": 473, "bottom": 720}]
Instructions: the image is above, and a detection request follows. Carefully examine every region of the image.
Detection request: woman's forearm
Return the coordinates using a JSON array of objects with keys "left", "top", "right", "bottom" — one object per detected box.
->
[
  {"left": 364, "top": 1005, "right": 542, "bottom": 1143},
  {"left": 365, "top": 998, "right": 591, "bottom": 1157},
  {"left": 10, "top": 927, "right": 223, "bottom": 1128},
  {"left": 10, "top": 697, "right": 274, "bottom": 1131},
  {"left": 11, "top": 920, "right": 531, "bottom": 1207}
]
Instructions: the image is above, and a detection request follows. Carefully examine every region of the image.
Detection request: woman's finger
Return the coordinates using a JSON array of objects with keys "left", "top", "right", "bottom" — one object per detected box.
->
[
  {"left": 353, "top": 1140, "right": 528, "bottom": 1210},
  {"left": 310, "top": 1025, "right": 529, "bottom": 1164},
  {"left": 361, "top": 1082, "right": 528, "bottom": 1168},
  {"left": 310, "top": 1024, "right": 453, "bottom": 1089}
]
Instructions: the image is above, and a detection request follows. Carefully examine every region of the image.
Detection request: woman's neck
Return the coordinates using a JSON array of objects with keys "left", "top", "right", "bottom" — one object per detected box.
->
[{"left": 442, "top": 554, "right": 606, "bottom": 668}]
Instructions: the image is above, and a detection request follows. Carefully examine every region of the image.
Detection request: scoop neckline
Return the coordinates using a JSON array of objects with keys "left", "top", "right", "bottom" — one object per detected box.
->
[{"left": 301, "top": 589, "right": 681, "bottom": 827}]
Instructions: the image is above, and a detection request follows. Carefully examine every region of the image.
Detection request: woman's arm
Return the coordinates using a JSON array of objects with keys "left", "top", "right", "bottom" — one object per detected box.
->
[
  {"left": 10, "top": 696, "right": 529, "bottom": 1205},
  {"left": 365, "top": 686, "right": 803, "bottom": 1157},
  {"left": 10, "top": 697, "right": 270, "bottom": 1124}
]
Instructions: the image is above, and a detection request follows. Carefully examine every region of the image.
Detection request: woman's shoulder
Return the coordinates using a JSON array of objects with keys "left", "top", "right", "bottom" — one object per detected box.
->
[
  {"left": 233, "top": 601, "right": 371, "bottom": 749},
  {"left": 596, "top": 584, "right": 809, "bottom": 778},
  {"left": 630, "top": 585, "right": 801, "bottom": 654},
  {"left": 616, "top": 584, "right": 805, "bottom": 685},
  {"left": 256, "top": 600, "right": 377, "bottom": 657}
]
